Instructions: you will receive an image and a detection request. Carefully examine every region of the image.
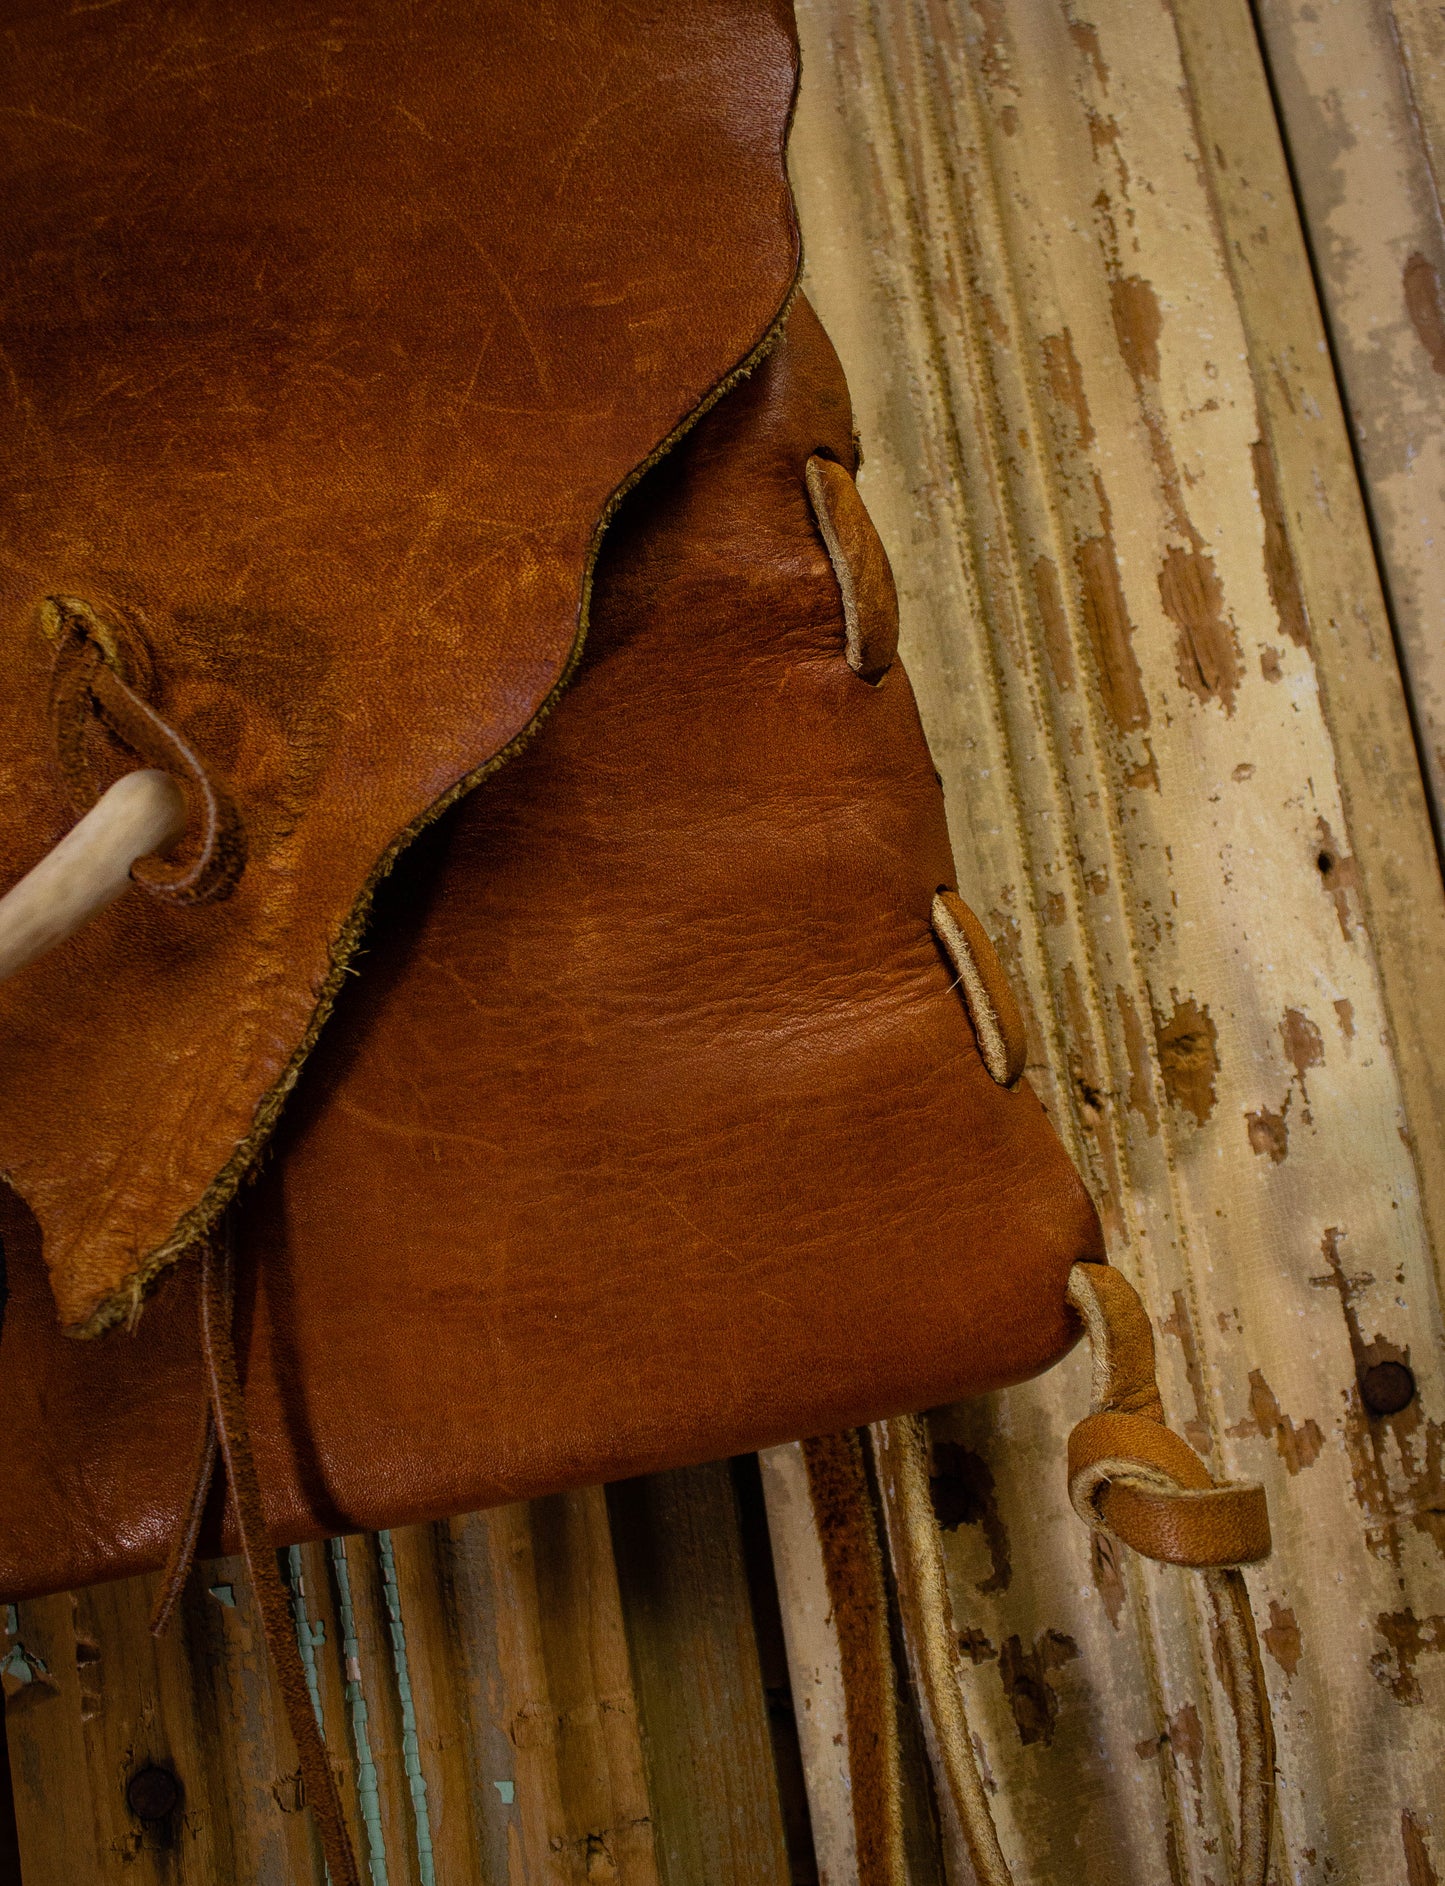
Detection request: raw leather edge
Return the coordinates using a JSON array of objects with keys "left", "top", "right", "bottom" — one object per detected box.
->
[{"left": 74, "top": 143, "right": 805, "bottom": 1338}]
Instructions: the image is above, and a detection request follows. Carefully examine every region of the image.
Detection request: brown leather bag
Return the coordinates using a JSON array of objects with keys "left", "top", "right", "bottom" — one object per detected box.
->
[{"left": 0, "top": 5, "right": 1275, "bottom": 1881}]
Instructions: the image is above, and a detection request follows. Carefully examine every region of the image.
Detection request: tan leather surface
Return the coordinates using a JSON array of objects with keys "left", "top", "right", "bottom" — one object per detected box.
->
[
  {"left": 0, "top": 0, "right": 800, "bottom": 1334},
  {"left": 0, "top": 299, "right": 1104, "bottom": 1601}
]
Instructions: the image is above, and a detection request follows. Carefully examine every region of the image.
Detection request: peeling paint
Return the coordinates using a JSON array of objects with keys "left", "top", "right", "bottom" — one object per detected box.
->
[
  {"left": 1314, "top": 818, "right": 1361, "bottom": 941},
  {"left": 1160, "top": 1290, "right": 1212, "bottom": 1456},
  {"left": 1403, "top": 252, "right": 1445, "bottom": 376},
  {"left": 1032, "top": 553, "right": 1077, "bottom": 693},
  {"left": 378, "top": 1530, "right": 436, "bottom": 1886},
  {"left": 1251, "top": 437, "right": 1311, "bottom": 646},
  {"left": 1152, "top": 993, "right": 1219, "bottom": 1125},
  {"left": 1160, "top": 545, "right": 1243, "bottom": 713},
  {"left": 1067, "top": 16, "right": 1109, "bottom": 90},
  {"left": 1262, "top": 1601, "right": 1303, "bottom": 1678},
  {"left": 969, "top": 0, "right": 1016, "bottom": 99},
  {"left": 1041, "top": 330, "right": 1095, "bottom": 449},
  {"left": 1115, "top": 985, "right": 1159, "bottom": 1134},
  {"left": 1370, "top": 1609, "right": 1445, "bottom": 1704},
  {"left": 997, "top": 1630, "right": 1078, "bottom": 1746},
  {"left": 957, "top": 1626, "right": 997, "bottom": 1666},
  {"left": 1111, "top": 274, "right": 1162, "bottom": 383},
  {"left": 1404, "top": 1810, "right": 1441, "bottom": 1886},
  {"left": 0, "top": 1632, "right": 54, "bottom": 1710},
  {"left": 1123, "top": 744, "right": 1159, "bottom": 791},
  {"left": 1166, "top": 1700, "right": 1203, "bottom": 1802},
  {"left": 325, "top": 1540, "right": 389, "bottom": 1882},
  {"left": 1246, "top": 1098, "right": 1290, "bottom": 1163},
  {"left": 1281, "top": 1008, "right": 1325, "bottom": 1088},
  {"left": 929, "top": 1441, "right": 1011, "bottom": 1594},
  {"left": 1076, "top": 524, "right": 1150, "bottom": 732},
  {"left": 1227, "top": 1370, "right": 1325, "bottom": 1473}
]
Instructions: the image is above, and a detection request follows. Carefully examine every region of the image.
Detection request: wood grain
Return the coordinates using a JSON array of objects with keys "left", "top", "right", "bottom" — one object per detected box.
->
[
  {"left": 790, "top": 0, "right": 1445, "bottom": 1876},
  {"left": 607, "top": 1464, "right": 794, "bottom": 1886},
  {"left": 8, "top": 4, "right": 1445, "bottom": 1880},
  {"left": 1253, "top": 0, "right": 1445, "bottom": 846}
]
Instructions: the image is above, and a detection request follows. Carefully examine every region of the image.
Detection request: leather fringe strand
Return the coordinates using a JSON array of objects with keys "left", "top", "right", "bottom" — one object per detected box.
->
[
  {"left": 873, "top": 1259, "right": 1277, "bottom": 1886},
  {"left": 152, "top": 1230, "right": 362, "bottom": 1886}
]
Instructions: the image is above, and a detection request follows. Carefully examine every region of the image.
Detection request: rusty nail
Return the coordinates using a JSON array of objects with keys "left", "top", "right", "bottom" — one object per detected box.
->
[
  {"left": 1359, "top": 1360, "right": 1415, "bottom": 1417},
  {"left": 126, "top": 1765, "right": 180, "bottom": 1821}
]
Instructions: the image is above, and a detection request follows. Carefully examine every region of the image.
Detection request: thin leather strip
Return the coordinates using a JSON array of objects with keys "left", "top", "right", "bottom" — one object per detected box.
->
[
  {"left": 879, "top": 1266, "right": 1276, "bottom": 1886},
  {"left": 1205, "top": 1566, "right": 1277, "bottom": 1886},
  {"left": 804, "top": 456, "right": 899, "bottom": 682},
  {"left": 198, "top": 1232, "right": 361, "bottom": 1886},
  {"left": 1065, "top": 1272, "right": 1272, "bottom": 1566},
  {"left": 800, "top": 1432, "right": 907, "bottom": 1886},
  {"left": 1065, "top": 1263, "right": 1276, "bottom": 1886},
  {"left": 46, "top": 610, "right": 246, "bottom": 906},
  {"left": 0, "top": 0, "right": 802, "bottom": 1335},
  {"left": 931, "top": 890, "right": 1029, "bottom": 1088},
  {"left": 1068, "top": 1408, "right": 1272, "bottom": 1564},
  {"left": 148, "top": 1399, "right": 217, "bottom": 1640}
]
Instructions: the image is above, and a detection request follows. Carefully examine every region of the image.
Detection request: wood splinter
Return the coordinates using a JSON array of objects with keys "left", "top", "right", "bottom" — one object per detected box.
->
[{"left": 0, "top": 770, "right": 187, "bottom": 986}]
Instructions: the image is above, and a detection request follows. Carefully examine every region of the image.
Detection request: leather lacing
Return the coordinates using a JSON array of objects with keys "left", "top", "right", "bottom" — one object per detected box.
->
[
  {"left": 152, "top": 1243, "right": 1272, "bottom": 1886},
  {"left": 42, "top": 596, "right": 245, "bottom": 906},
  {"left": 873, "top": 1261, "right": 1276, "bottom": 1886},
  {"left": 151, "top": 1228, "right": 362, "bottom": 1886}
]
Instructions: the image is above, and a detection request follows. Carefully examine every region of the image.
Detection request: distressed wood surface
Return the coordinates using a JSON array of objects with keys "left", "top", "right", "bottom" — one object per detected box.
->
[
  {"left": 2, "top": 1473, "right": 795, "bottom": 1884},
  {"left": 9, "top": 4, "right": 1445, "bottom": 1881},
  {"left": 789, "top": 0, "right": 1445, "bottom": 1879},
  {"left": 1253, "top": 0, "right": 1445, "bottom": 846}
]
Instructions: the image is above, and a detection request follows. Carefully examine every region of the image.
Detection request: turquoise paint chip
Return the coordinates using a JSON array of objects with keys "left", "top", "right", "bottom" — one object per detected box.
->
[{"left": 493, "top": 1781, "right": 515, "bottom": 1806}]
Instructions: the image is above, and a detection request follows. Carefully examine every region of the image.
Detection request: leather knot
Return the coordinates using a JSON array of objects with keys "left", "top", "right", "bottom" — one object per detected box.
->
[
  {"left": 1067, "top": 1408, "right": 1272, "bottom": 1566},
  {"left": 42, "top": 596, "right": 246, "bottom": 905}
]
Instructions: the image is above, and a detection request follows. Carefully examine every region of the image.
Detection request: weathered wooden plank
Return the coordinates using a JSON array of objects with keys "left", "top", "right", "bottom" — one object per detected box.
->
[
  {"left": 790, "top": 0, "right": 1445, "bottom": 1878},
  {"left": 384, "top": 1522, "right": 487, "bottom": 1881},
  {"left": 761, "top": 1441, "right": 948, "bottom": 1886},
  {"left": 5, "top": 1558, "right": 331, "bottom": 1884},
  {"left": 760, "top": 1445, "right": 856, "bottom": 1886},
  {"left": 0, "top": 1690, "right": 21, "bottom": 1886},
  {"left": 1253, "top": 0, "right": 1445, "bottom": 851},
  {"left": 6, "top": 1473, "right": 819, "bottom": 1883},
  {"left": 607, "top": 1463, "right": 794, "bottom": 1886},
  {"left": 327, "top": 1534, "right": 428, "bottom": 1883},
  {"left": 437, "top": 1490, "right": 664, "bottom": 1884}
]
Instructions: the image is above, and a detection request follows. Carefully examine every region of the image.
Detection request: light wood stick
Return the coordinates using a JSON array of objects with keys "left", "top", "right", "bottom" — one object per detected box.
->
[{"left": 0, "top": 770, "right": 187, "bottom": 985}]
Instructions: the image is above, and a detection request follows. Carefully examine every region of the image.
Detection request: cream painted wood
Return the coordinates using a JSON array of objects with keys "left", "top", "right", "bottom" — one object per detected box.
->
[
  {"left": 790, "top": 2, "right": 1445, "bottom": 1879},
  {"left": 1254, "top": 0, "right": 1445, "bottom": 847},
  {"left": 759, "top": 1444, "right": 858, "bottom": 1886}
]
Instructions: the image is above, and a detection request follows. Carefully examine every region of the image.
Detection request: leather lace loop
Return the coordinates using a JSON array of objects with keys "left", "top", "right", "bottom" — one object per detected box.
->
[
  {"left": 151, "top": 1230, "right": 361, "bottom": 1886},
  {"left": 42, "top": 596, "right": 246, "bottom": 905},
  {"left": 874, "top": 1259, "right": 1277, "bottom": 1886}
]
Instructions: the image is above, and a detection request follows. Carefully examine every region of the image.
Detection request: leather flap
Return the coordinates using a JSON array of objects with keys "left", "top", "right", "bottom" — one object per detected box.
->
[{"left": 0, "top": 0, "right": 800, "bottom": 1332}]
